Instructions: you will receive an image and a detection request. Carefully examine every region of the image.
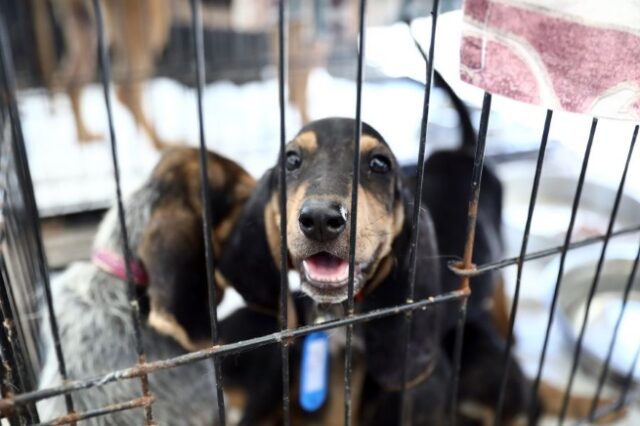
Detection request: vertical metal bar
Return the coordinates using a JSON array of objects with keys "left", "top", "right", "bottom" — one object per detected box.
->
[
  {"left": 188, "top": 1, "right": 227, "bottom": 424},
  {"left": 588, "top": 126, "right": 639, "bottom": 418},
  {"left": 527, "top": 118, "right": 598, "bottom": 425},
  {"left": 449, "top": 299, "right": 468, "bottom": 425},
  {"left": 277, "top": 0, "right": 291, "bottom": 424},
  {"left": 558, "top": 124, "right": 638, "bottom": 424},
  {"left": 590, "top": 227, "right": 640, "bottom": 419},
  {"left": 0, "top": 274, "right": 26, "bottom": 426},
  {"left": 0, "top": 218, "right": 42, "bottom": 423},
  {"left": 494, "top": 110, "right": 553, "bottom": 425},
  {"left": 0, "top": 259, "right": 39, "bottom": 425},
  {"left": 0, "top": 8, "right": 71, "bottom": 421},
  {"left": 583, "top": 362, "right": 640, "bottom": 424},
  {"left": 619, "top": 337, "right": 640, "bottom": 407},
  {"left": 0, "top": 303, "right": 9, "bottom": 399},
  {"left": 460, "top": 93, "right": 493, "bottom": 292},
  {"left": 91, "top": 1, "right": 155, "bottom": 423},
  {"left": 398, "top": 0, "right": 440, "bottom": 424},
  {"left": 449, "top": 92, "right": 492, "bottom": 426},
  {"left": 344, "top": 0, "right": 367, "bottom": 424}
]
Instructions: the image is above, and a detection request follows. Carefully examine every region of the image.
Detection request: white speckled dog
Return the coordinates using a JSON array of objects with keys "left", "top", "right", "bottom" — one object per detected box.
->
[{"left": 38, "top": 147, "right": 255, "bottom": 425}]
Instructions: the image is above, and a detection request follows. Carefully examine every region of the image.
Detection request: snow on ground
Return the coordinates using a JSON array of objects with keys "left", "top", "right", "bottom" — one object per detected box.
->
[{"left": 20, "top": 68, "right": 440, "bottom": 216}]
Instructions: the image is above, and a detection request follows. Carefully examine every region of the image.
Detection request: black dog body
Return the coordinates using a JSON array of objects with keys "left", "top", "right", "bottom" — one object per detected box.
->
[
  {"left": 220, "top": 118, "right": 447, "bottom": 424},
  {"left": 218, "top": 116, "right": 549, "bottom": 425},
  {"left": 414, "top": 148, "right": 504, "bottom": 333},
  {"left": 414, "top": 147, "right": 534, "bottom": 425}
]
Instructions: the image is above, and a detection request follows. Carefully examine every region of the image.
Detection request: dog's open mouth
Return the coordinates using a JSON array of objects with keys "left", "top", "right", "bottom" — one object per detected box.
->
[
  {"left": 302, "top": 252, "right": 350, "bottom": 287},
  {"left": 300, "top": 252, "right": 368, "bottom": 303}
]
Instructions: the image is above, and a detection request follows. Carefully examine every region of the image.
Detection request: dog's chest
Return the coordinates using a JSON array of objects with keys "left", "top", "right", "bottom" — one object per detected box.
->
[{"left": 294, "top": 308, "right": 366, "bottom": 426}]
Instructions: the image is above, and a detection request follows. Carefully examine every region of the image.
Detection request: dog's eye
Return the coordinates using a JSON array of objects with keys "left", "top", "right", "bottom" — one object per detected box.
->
[
  {"left": 286, "top": 151, "right": 302, "bottom": 171},
  {"left": 369, "top": 155, "right": 391, "bottom": 174}
]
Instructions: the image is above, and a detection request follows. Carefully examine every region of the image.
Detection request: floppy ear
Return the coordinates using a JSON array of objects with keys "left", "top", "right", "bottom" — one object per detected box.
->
[
  {"left": 138, "top": 204, "right": 215, "bottom": 351},
  {"left": 361, "top": 202, "right": 442, "bottom": 390},
  {"left": 133, "top": 148, "right": 255, "bottom": 351},
  {"left": 218, "top": 169, "right": 283, "bottom": 312}
]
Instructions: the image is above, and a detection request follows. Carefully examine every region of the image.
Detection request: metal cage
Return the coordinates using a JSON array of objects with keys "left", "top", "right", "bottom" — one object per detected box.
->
[{"left": 0, "top": 0, "right": 639, "bottom": 425}]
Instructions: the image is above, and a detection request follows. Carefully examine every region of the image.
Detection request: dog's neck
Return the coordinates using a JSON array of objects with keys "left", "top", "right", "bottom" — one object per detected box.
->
[
  {"left": 92, "top": 248, "right": 149, "bottom": 286},
  {"left": 89, "top": 184, "right": 158, "bottom": 318},
  {"left": 357, "top": 254, "right": 395, "bottom": 301}
]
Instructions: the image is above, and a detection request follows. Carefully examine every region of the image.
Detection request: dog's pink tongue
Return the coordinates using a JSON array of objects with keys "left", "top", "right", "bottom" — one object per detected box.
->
[{"left": 304, "top": 253, "right": 349, "bottom": 283}]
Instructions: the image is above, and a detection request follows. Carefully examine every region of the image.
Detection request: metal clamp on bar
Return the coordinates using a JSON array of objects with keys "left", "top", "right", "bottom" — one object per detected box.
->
[{"left": 447, "top": 260, "right": 478, "bottom": 278}]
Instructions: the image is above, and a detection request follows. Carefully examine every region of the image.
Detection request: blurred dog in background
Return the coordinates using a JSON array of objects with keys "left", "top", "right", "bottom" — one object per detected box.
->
[
  {"left": 29, "top": 0, "right": 327, "bottom": 148},
  {"left": 32, "top": 0, "right": 172, "bottom": 148},
  {"left": 30, "top": 0, "right": 417, "bottom": 149}
]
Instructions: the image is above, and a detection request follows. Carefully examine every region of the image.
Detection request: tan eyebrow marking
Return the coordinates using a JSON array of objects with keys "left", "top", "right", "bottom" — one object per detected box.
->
[
  {"left": 360, "top": 135, "right": 381, "bottom": 153},
  {"left": 293, "top": 131, "right": 318, "bottom": 153}
]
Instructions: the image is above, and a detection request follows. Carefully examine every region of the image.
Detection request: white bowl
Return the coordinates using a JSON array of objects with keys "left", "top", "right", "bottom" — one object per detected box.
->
[
  {"left": 543, "top": 243, "right": 640, "bottom": 384},
  {"left": 501, "top": 173, "right": 640, "bottom": 258}
]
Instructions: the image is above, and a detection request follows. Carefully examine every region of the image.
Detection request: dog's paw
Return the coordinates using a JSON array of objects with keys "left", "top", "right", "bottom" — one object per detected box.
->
[{"left": 77, "top": 130, "right": 103, "bottom": 144}]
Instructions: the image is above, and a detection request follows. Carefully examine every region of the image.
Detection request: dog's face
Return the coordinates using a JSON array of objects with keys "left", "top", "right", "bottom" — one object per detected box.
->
[{"left": 267, "top": 118, "right": 404, "bottom": 304}]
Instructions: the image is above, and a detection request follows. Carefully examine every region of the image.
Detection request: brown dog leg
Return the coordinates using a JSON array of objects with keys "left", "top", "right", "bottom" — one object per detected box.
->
[
  {"left": 289, "top": 64, "right": 311, "bottom": 124},
  {"left": 54, "top": 0, "right": 102, "bottom": 143},
  {"left": 116, "top": 83, "right": 168, "bottom": 150},
  {"left": 69, "top": 85, "right": 102, "bottom": 143},
  {"left": 288, "top": 20, "right": 311, "bottom": 124},
  {"left": 271, "top": 19, "right": 329, "bottom": 125},
  {"left": 107, "top": 0, "right": 171, "bottom": 151}
]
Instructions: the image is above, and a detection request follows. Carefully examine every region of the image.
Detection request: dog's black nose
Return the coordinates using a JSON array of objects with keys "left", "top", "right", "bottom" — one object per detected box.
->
[{"left": 298, "top": 200, "right": 347, "bottom": 242}]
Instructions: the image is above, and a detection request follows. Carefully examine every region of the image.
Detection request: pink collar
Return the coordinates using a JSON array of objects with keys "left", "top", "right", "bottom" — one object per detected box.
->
[{"left": 92, "top": 249, "right": 149, "bottom": 287}]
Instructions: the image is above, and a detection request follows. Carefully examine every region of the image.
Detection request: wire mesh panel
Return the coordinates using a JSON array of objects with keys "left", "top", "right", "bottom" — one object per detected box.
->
[
  {"left": 0, "top": 0, "right": 639, "bottom": 425},
  {"left": 0, "top": 9, "right": 69, "bottom": 423}
]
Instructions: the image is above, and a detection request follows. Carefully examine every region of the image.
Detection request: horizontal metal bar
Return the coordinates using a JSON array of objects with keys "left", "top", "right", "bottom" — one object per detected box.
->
[
  {"left": 448, "top": 224, "right": 640, "bottom": 278},
  {"left": 33, "top": 396, "right": 154, "bottom": 426},
  {"left": 41, "top": 349, "right": 637, "bottom": 426},
  {"left": 0, "top": 289, "right": 467, "bottom": 413}
]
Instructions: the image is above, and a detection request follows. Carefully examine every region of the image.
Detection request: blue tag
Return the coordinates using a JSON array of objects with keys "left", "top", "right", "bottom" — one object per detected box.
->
[{"left": 299, "top": 331, "right": 330, "bottom": 412}]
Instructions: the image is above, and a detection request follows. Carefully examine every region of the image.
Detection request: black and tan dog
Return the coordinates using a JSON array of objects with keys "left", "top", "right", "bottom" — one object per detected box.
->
[
  {"left": 38, "top": 147, "right": 255, "bottom": 424},
  {"left": 218, "top": 114, "right": 628, "bottom": 425},
  {"left": 412, "top": 147, "right": 534, "bottom": 426},
  {"left": 30, "top": 0, "right": 321, "bottom": 147},
  {"left": 220, "top": 117, "right": 450, "bottom": 425},
  {"left": 411, "top": 125, "right": 626, "bottom": 424}
]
